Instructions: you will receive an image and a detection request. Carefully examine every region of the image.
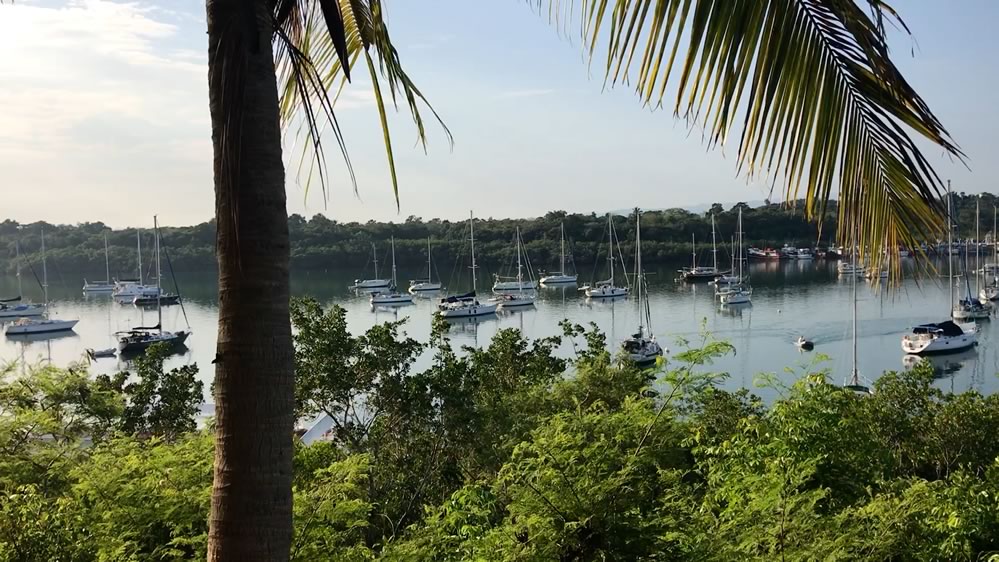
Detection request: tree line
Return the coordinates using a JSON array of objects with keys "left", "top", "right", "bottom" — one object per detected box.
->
[{"left": 4, "top": 307, "right": 999, "bottom": 560}]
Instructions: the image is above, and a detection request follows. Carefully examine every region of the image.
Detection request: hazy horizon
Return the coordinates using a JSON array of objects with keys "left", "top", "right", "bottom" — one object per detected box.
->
[{"left": 2, "top": 0, "right": 995, "bottom": 229}]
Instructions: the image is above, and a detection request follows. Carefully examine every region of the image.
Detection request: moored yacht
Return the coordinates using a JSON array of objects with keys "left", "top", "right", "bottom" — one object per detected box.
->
[
  {"left": 490, "top": 227, "right": 535, "bottom": 309},
  {"left": 4, "top": 230, "right": 78, "bottom": 336},
  {"left": 540, "top": 222, "right": 578, "bottom": 285},
  {"left": 582, "top": 214, "right": 629, "bottom": 299},
  {"left": 0, "top": 242, "right": 45, "bottom": 319},
  {"left": 437, "top": 212, "right": 498, "bottom": 319},
  {"left": 621, "top": 210, "right": 663, "bottom": 366},
  {"left": 350, "top": 243, "right": 391, "bottom": 290},
  {"left": 83, "top": 232, "right": 114, "bottom": 293},
  {"left": 370, "top": 237, "right": 414, "bottom": 306},
  {"left": 409, "top": 237, "right": 443, "bottom": 294}
]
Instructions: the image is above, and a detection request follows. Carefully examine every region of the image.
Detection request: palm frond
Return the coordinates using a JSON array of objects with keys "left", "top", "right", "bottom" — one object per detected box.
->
[
  {"left": 274, "top": 0, "right": 451, "bottom": 209},
  {"left": 534, "top": 0, "right": 962, "bottom": 276}
]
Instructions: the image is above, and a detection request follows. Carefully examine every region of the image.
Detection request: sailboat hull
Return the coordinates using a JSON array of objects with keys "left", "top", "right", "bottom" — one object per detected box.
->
[
  {"left": 4, "top": 318, "right": 78, "bottom": 335},
  {"left": 118, "top": 330, "right": 190, "bottom": 354},
  {"left": 540, "top": 274, "right": 577, "bottom": 285},
  {"left": 0, "top": 304, "right": 46, "bottom": 318}
]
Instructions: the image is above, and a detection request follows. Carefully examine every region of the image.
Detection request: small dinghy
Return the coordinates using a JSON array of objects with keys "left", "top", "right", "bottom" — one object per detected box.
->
[
  {"left": 794, "top": 336, "right": 814, "bottom": 351},
  {"left": 87, "top": 348, "right": 117, "bottom": 360}
]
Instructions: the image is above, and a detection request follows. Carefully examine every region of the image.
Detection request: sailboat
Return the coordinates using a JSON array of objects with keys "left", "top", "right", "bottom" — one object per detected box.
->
[
  {"left": 117, "top": 216, "right": 191, "bottom": 354},
  {"left": 679, "top": 213, "right": 721, "bottom": 281},
  {"left": 582, "top": 214, "right": 629, "bottom": 298},
  {"left": 540, "top": 222, "right": 577, "bottom": 285},
  {"left": 953, "top": 197, "right": 989, "bottom": 320},
  {"left": 83, "top": 232, "right": 114, "bottom": 292},
  {"left": 371, "top": 237, "right": 414, "bottom": 305},
  {"left": 902, "top": 181, "right": 977, "bottom": 354},
  {"left": 493, "top": 229, "right": 538, "bottom": 292},
  {"left": 981, "top": 206, "right": 999, "bottom": 302},
  {"left": 0, "top": 241, "right": 45, "bottom": 319},
  {"left": 491, "top": 227, "right": 536, "bottom": 308},
  {"left": 409, "top": 237, "right": 442, "bottom": 294},
  {"left": 621, "top": 210, "right": 664, "bottom": 365},
  {"left": 350, "top": 243, "right": 392, "bottom": 290},
  {"left": 718, "top": 208, "right": 752, "bottom": 305},
  {"left": 113, "top": 230, "right": 161, "bottom": 302},
  {"left": 4, "top": 230, "right": 79, "bottom": 336},
  {"left": 437, "top": 212, "right": 499, "bottom": 319},
  {"left": 712, "top": 237, "right": 741, "bottom": 286},
  {"left": 845, "top": 224, "right": 871, "bottom": 394}
]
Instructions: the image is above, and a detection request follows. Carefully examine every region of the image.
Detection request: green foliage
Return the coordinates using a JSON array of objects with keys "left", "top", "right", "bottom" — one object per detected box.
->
[
  {"left": 7, "top": 319, "right": 999, "bottom": 560},
  {"left": 94, "top": 343, "right": 204, "bottom": 440}
]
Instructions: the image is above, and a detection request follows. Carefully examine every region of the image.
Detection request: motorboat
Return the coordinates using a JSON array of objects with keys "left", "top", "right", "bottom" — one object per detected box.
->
[
  {"left": 540, "top": 222, "right": 578, "bottom": 285},
  {"left": 620, "top": 210, "right": 664, "bottom": 366},
  {"left": 409, "top": 237, "right": 443, "bottom": 294},
  {"left": 87, "top": 347, "right": 117, "bottom": 359},
  {"left": 436, "top": 213, "right": 499, "bottom": 319}
]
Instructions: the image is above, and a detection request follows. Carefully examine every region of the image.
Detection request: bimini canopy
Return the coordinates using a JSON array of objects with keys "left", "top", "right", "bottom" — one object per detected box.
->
[
  {"left": 0, "top": 295, "right": 22, "bottom": 303},
  {"left": 442, "top": 292, "right": 475, "bottom": 303},
  {"left": 911, "top": 321, "right": 963, "bottom": 337}
]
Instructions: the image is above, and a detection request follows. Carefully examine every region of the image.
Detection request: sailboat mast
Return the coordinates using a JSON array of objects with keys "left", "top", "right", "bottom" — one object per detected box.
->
[
  {"left": 427, "top": 237, "right": 433, "bottom": 283},
  {"left": 41, "top": 230, "right": 48, "bottom": 306},
  {"left": 390, "top": 237, "right": 397, "bottom": 288},
  {"left": 372, "top": 243, "right": 379, "bottom": 279},
  {"left": 738, "top": 208, "right": 744, "bottom": 280},
  {"left": 516, "top": 227, "right": 523, "bottom": 295},
  {"left": 636, "top": 210, "right": 643, "bottom": 332},
  {"left": 155, "top": 216, "right": 162, "bottom": 332},
  {"left": 14, "top": 240, "right": 21, "bottom": 297},
  {"left": 977, "top": 198, "right": 981, "bottom": 296},
  {"left": 606, "top": 214, "right": 614, "bottom": 283},
  {"left": 691, "top": 233, "right": 696, "bottom": 269},
  {"left": 851, "top": 221, "right": 859, "bottom": 385},
  {"left": 560, "top": 222, "right": 566, "bottom": 274},
  {"left": 104, "top": 232, "right": 110, "bottom": 283},
  {"left": 137, "top": 229, "right": 143, "bottom": 285},
  {"left": 994, "top": 206, "right": 997, "bottom": 284},
  {"left": 947, "top": 180, "right": 954, "bottom": 311},
  {"left": 470, "top": 212, "right": 477, "bottom": 292},
  {"left": 711, "top": 213, "right": 718, "bottom": 271}
]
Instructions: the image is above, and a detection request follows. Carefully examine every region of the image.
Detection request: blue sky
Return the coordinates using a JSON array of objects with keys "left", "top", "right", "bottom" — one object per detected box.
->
[{"left": 1, "top": 0, "right": 996, "bottom": 228}]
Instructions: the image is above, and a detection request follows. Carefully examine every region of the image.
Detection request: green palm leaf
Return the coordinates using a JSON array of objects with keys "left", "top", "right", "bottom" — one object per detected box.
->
[
  {"left": 274, "top": 0, "right": 451, "bottom": 209},
  {"left": 535, "top": 0, "right": 962, "bottom": 276}
]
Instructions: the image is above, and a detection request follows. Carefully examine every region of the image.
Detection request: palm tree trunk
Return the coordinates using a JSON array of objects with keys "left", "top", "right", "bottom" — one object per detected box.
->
[{"left": 206, "top": 1, "right": 294, "bottom": 559}]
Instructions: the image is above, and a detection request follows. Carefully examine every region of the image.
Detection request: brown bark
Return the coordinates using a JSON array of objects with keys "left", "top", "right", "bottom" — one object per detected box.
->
[{"left": 206, "top": 0, "right": 295, "bottom": 559}]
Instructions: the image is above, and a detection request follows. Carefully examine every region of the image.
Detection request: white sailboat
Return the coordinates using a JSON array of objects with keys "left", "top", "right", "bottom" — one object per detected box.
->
[
  {"left": 902, "top": 181, "right": 977, "bottom": 354},
  {"left": 718, "top": 208, "right": 752, "bottom": 305},
  {"left": 4, "top": 230, "right": 79, "bottom": 336},
  {"left": 113, "top": 230, "right": 161, "bottom": 302},
  {"left": 83, "top": 232, "right": 114, "bottom": 292},
  {"left": 350, "top": 243, "right": 392, "bottom": 290},
  {"left": 371, "top": 237, "right": 414, "bottom": 305},
  {"left": 712, "top": 237, "right": 741, "bottom": 286},
  {"left": 845, "top": 223, "right": 871, "bottom": 394},
  {"left": 982, "top": 206, "right": 999, "bottom": 302},
  {"left": 583, "top": 214, "right": 629, "bottom": 298},
  {"left": 117, "top": 217, "right": 191, "bottom": 354},
  {"left": 679, "top": 213, "right": 721, "bottom": 281},
  {"left": 540, "top": 222, "right": 577, "bottom": 285},
  {"left": 0, "top": 240, "right": 45, "bottom": 318},
  {"left": 621, "top": 210, "right": 663, "bottom": 365},
  {"left": 953, "top": 197, "right": 989, "bottom": 320},
  {"left": 492, "top": 227, "right": 536, "bottom": 309},
  {"left": 409, "top": 237, "right": 442, "bottom": 294},
  {"left": 437, "top": 212, "right": 498, "bottom": 319},
  {"left": 493, "top": 229, "right": 538, "bottom": 293}
]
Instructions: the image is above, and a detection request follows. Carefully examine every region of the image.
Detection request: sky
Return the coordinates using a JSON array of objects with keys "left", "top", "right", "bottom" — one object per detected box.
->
[{"left": 1, "top": 0, "right": 997, "bottom": 228}]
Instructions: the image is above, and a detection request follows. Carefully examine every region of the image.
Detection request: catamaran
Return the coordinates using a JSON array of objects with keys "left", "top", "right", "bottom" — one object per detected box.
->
[
  {"left": 0, "top": 241, "right": 45, "bottom": 319},
  {"left": 409, "top": 237, "right": 442, "bottom": 294},
  {"left": 902, "top": 181, "right": 977, "bottom": 355},
  {"left": 491, "top": 227, "right": 536, "bottom": 309},
  {"left": 350, "top": 243, "right": 392, "bottom": 290},
  {"left": 679, "top": 214, "right": 721, "bottom": 281},
  {"left": 718, "top": 208, "right": 752, "bottom": 305},
  {"left": 371, "top": 237, "right": 414, "bottom": 305},
  {"left": 4, "top": 230, "right": 79, "bottom": 336},
  {"left": 582, "top": 214, "right": 629, "bottom": 298},
  {"left": 540, "top": 222, "right": 577, "bottom": 285},
  {"left": 621, "top": 210, "right": 663, "bottom": 365},
  {"left": 117, "top": 217, "right": 191, "bottom": 354},
  {"left": 437, "top": 212, "right": 498, "bottom": 319},
  {"left": 83, "top": 232, "right": 114, "bottom": 292}
]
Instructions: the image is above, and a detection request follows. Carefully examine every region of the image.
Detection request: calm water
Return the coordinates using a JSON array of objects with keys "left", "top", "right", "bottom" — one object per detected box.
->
[{"left": 2, "top": 258, "right": 997, "bottom": 403}]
